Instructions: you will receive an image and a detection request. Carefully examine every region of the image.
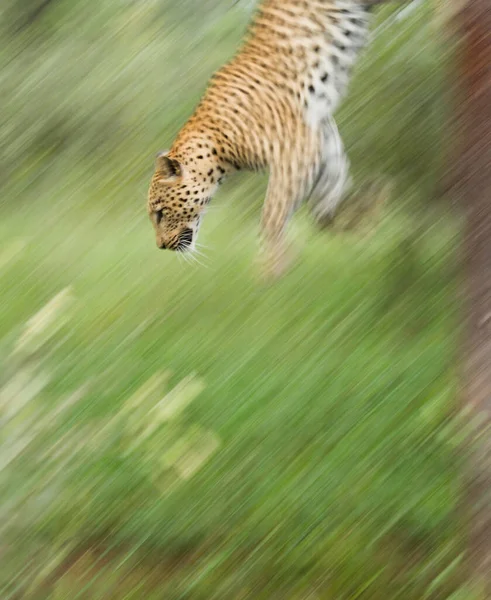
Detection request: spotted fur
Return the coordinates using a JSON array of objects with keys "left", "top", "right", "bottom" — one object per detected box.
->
[{"left": 147, "top": 0, "right": 373, "bottom": 271}]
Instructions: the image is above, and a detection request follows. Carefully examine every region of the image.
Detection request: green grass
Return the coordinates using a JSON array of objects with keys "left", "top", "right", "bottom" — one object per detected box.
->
[
  {"left": 0, "top": 0, "right": 475, "bottom": 598},
  {"left": 0, "top": 189, "right": 468, "bottom": 598}
]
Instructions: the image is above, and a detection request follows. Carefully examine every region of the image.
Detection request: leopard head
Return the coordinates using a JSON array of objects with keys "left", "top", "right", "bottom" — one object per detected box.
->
[{"left": 147, "top": 150, "right": 224, "bottom": 252}]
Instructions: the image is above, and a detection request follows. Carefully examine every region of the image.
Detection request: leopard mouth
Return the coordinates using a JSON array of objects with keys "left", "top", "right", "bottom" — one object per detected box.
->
[{"left": 176, "top": 227, "right": 194, "bottom": 252}]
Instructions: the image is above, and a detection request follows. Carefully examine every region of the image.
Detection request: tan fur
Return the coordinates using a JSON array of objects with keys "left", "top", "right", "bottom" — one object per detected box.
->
[{"left": 147, "top": 0, "right": 373, "bottom": 275}]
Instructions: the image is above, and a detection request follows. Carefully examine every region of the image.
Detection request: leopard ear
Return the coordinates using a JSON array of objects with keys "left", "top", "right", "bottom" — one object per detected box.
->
[{"left": 155, "top": 151, "right": 182, "bottom": 180}]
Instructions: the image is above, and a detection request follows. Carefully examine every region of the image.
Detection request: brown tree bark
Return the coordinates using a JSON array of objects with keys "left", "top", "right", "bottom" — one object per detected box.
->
[{"left": 451, "top": 0, "right": 491, "bottom": 593}]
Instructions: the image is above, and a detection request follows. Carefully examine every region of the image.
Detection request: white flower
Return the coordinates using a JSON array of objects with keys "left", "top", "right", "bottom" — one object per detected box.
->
[
  {"left": 0, "top": 239, "right": 25, "bottom": 271},
  {"left": 14, "top": 287, "right": 74, "bottom": 355},
  {"left": 162, "top": 426, "right": 221, "bottom": 480},
  {"left": 153, "top": 374, "right": 205, "bottom": 423},
  {"left": 0, "top": 368, "right": 50, "bottom": 425}
]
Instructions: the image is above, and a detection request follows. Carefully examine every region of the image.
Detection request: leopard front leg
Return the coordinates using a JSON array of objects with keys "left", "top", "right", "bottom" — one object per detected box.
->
[
  {"left": 258, "top": 156, "right": 320, "bottom": 281},
  {"left": 259, "top": 171, "right": 296, "bottom": 282}
]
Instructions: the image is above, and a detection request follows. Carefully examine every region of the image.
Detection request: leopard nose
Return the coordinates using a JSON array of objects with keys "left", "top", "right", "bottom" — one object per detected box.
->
[{"left": 157, "top": 240, "right": 167, "bottom": 250}]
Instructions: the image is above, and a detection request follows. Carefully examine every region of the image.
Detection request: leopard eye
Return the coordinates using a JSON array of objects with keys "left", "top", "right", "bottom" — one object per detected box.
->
[{"left": 154, "top": 209, "right": 164, "bottom": 225}]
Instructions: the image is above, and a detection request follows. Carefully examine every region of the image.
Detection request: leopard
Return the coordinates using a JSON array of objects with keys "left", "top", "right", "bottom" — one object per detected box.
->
[{"left": 147, "top": 0, "right": 390, "bottom": 278}]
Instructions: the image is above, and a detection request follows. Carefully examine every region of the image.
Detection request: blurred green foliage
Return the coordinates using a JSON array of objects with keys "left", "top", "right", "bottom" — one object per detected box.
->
[
  {"left": 0, "top": 1, "right": 474, "bottom": 598},
  {"left": 0, "top": 0, "right": 449, "bottom": 209},
  {"left": 0, "top": 0, "right": 251, "bottom": 202}
]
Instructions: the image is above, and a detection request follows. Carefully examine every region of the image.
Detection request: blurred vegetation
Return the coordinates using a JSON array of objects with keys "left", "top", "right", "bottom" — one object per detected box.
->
[
  {"left": 0, "top": 0, "right": 477, "bottom": 598},
  {"left": 0, "top": 0, "right": 450, "bottom": 210}
]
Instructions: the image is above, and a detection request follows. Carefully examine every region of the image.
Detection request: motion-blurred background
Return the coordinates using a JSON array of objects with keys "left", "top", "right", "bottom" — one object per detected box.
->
[{"left": 0, "top": 1, "right": 470, "bottom": 598}]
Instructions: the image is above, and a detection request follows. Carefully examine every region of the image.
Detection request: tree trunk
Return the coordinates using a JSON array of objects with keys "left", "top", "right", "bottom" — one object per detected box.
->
[{"left": 452, "top": 0, "right": 491, "bottom": 593}]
